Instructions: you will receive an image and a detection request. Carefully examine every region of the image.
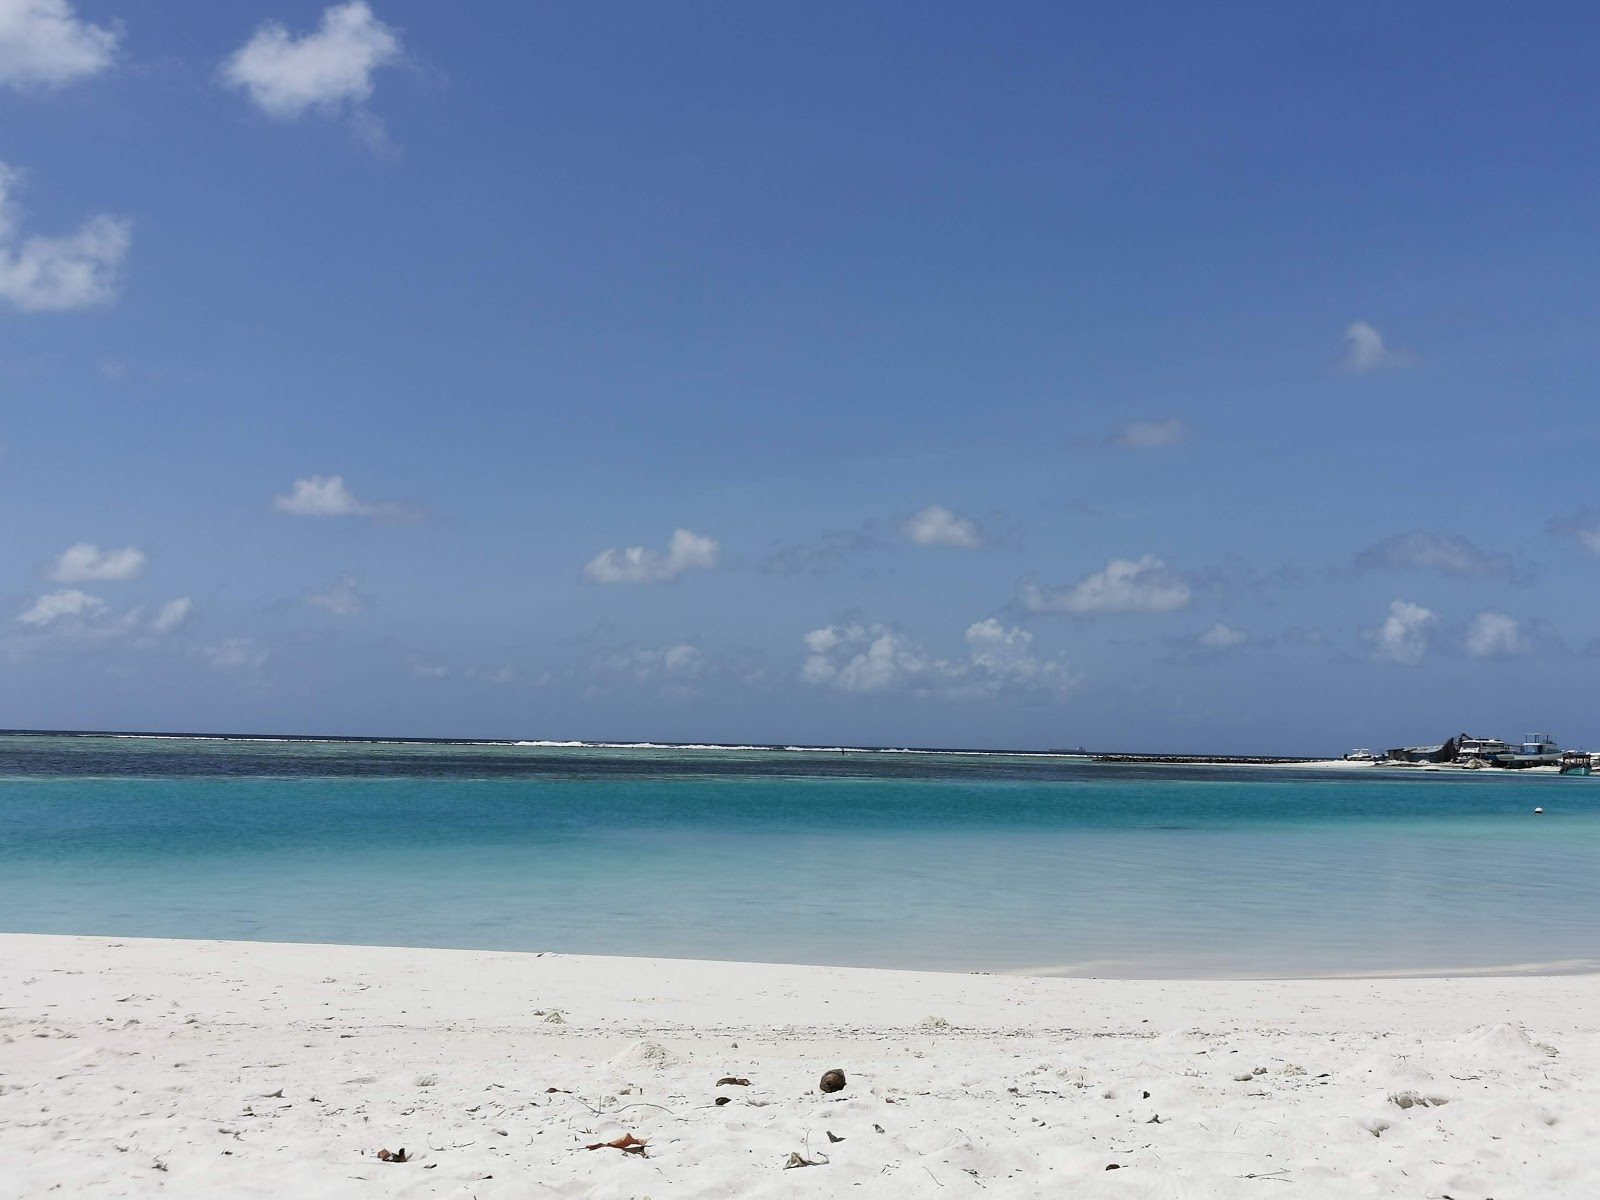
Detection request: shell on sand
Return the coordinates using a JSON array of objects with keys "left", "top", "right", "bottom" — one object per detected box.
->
[{"left": 819, "top": 1068, "right": 846, "bottom": 1093}]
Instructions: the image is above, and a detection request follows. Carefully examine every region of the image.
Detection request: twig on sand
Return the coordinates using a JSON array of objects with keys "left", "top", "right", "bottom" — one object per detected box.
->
[
  {"left": 1240, "top": 1168, "right": 1292, "bottom": 1182},
  {"left": 783, "top": 1151, "right": 830, "bottom": 1169}
]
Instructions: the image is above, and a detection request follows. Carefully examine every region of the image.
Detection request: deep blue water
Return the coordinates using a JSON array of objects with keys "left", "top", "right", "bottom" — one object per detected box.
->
[{"left": 1, "top": 733, "right": 1596, "bottom": 976}]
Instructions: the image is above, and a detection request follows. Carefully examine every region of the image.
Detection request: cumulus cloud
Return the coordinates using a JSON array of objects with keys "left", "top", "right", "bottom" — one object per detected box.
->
[
  {"left": 44, "top": 541, "right": 145, "bottom": 582},
  {"left": 0, "top": 161, "right": 130, "bottom": 312},
  {"left": 1352, "top": 531, "right": 1512, "bottom": 579},
  {"left": 1110, "top": 417, "right": 1187, "bottom": 450},
  {"left": 1020, "top": 555, "right": 1192, "bottom": 616},
  {"left": 220, "top": 1, "right": 401, "bottom": 122},
  {"left": 305, "top": 573, "right": 364, "bottom": 615},
  {"left": 1339, "top": 320, "right": 1415, "bottom": 372},
  {"left": 1367, "top": 599, "right": 1436, "bottom": 666},
  {"left": 901, "top": 504, "right": 984, "bottom": 549},
  {"left": 0, "top": 0, "right": 117, "bottom": 89},
  {"left": 800, "top": 619, "right": 1078, "bottom": 699},
  {"left": 1464, "top": 610, "right": 1530, "bottom": 659},
  {"left": 1197, "top": 621, "right": 1248, "bottom": 649},
  {"left": 273, "top": 474, "right": 408, "bottom": 518},
  {"left": 582, "top": 528, "right": 720, "bottom": 585},
  {"left": 205, "top": 637, "right": 268, "bottom": 671},
  {"left": 149, "top": 596, "right": 192, "bottom": 634},
  {"left": 17, "top": 587, "right": 104, "bottom": 625}
]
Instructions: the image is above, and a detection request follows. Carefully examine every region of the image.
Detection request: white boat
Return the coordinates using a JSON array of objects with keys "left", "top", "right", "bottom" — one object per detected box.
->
[{"left": 1493, "top": 733, "right": 1564, "bottom": 769}]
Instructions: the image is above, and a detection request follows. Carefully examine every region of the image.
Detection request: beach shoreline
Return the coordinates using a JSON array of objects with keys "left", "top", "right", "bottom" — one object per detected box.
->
[{"left": 3, "top": 933, "right": 1597, "bottom": 1197}]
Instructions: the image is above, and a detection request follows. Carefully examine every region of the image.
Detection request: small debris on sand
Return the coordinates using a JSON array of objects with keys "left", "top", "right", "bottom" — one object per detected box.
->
[{"left": 819, "top": 1068, "right": 847, "bottom": 1094}]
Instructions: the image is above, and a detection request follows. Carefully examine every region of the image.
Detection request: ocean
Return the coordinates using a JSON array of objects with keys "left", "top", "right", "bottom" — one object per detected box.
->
[{"left": 1, "top": 732, "right": 1596, "bottom": 977}]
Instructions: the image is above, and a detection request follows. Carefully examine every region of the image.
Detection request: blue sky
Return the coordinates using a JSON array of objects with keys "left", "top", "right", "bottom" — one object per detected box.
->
[{"left": 4, "top": 0, "right": 1599, "bottom": 752}]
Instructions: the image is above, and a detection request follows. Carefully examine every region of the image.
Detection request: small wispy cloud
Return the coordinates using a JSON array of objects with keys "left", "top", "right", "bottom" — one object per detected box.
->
[
  {"left": 1352, "top": 531, "right": 1513, "bottom": 579},
  {"left": 1110, "top": 417, "right": 1187, "bottom": 450},
  {"left": 149, "top": 596, "right": 192, "bottom": 634},
  {"left": 901, "top": 504, "right": 984, "bottom": 549},
  {"left": 0, "top": 0, "right": 118, "bottom": 90},
  {"left": 1196, "top": 621, "right": 1248, "bottom": 650},
  {"left": 204, "top": 637, "right": 268, "bottom": 671},
  {"left": 274, "top": 475, "right": 411, "bottom": 518},
  {"left": 44, "top": 541, "right": 146, "bottom": 583},
  {"left": 305, "top": 573, "right": 365, "bottom": 615},
  {"left": 220, "top": 1, "right": 401, "bottom": 146},
  {"left": 1020, "top": 555, "right": 1192, "bottom": 616},
  {"left": 594, "top": 643, "right": 708, "bottom": 694},
  {"left": 0, "top": 161, "right": 130, "bottom": 312},
  {"left": 1367, "top": 599, "right": 1435, "bottom": 666},
  {"left": 15, "top": 588, "right": 193, "bottom": 644},
  {"left": 17, "top": 587, "right": 104, "bottom": 626},
  {"left": 1547, "top": 511, "right": 1600, "bottom": 557},
  {"left": 1339, "top": 320, "right": 1415, "bottom": 373},
  {"left": 582, "top": 528, "right": 720, "bottom": 585},
  {"left": 761, "top": 525, "right": 886, "bottom": 576}
]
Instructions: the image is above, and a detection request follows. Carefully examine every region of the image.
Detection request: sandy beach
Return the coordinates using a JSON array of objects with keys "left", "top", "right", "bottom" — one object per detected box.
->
[{"left": 1, "top": 935, "right": 1595, "bottom": 1198}]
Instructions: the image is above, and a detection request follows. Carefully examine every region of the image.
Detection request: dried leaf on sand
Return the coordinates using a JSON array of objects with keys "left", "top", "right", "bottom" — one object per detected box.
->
[{"left": 585, "top": 1133, "right": 648, "bottom": 1156}]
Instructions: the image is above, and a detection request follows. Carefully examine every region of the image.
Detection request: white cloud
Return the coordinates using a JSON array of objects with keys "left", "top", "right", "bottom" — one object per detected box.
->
[
  {"left": 901, "top": 504, "right": 984, "bottom": 549},
  {"left": 1465, "top": 610, "right": 1529, "bottom": 659},
  {"left": 205, "top": 637, "right": 267, "bottom": 671},
  {"left": 149, "top": 596, "right": 192, "bottom": 634},
  {"left": 305, "top": 573, "right": 364, "bottom": 615},
  {"left": 273, "top": 474, "right": 405, "bottom": 518},
  {"left": 1353, "top": 531, "right": 1511, "bottom": 579},
  {"left": 1368, "top": 599, "right": 1436, "bottom": 666},
  {"left": 800, "top": 619, "right": 1077, "bottom": 698},
  {"left": 220, "top": 1, "right": 401, "bottom": 120},
  {"left": 44, "top": 541, "right": 145, "bottom": 582},
  {"left": 1339, "top": 320, "right": 1415, "bottom": 372},
  {"left": 0, "top": 161, "right": 129, "bottom": 312},
  {"left": 1111, "top": 417, "right": 1187, "bottom": 450},
  {"left": 17, "top": 587, "right": 104, "bottom": 625},
  {"left": 0, "top": 0, "right": 117, "bottom": 89},
  {"left": 582, "top": 528, "right": 720, "bottom": 585},
  {"left": 1020, "top": 555, "right": 1192, "bottom": 616},
  {"left": 13, "top": 588, "right": 193, "bottom": 644},
  {"left": 1197, "top": 621, "right": 1247, "bottom": 649}
]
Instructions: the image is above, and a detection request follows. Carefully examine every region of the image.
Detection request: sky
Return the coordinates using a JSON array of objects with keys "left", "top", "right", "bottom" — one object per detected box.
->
[{"left": 4, "top": 0, "right": 1599, "bottom": 752}]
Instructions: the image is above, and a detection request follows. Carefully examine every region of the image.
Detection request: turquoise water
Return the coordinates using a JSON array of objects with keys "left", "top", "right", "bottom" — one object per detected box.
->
[{"left": 1, "top": 733, "right": 1597, "bottom": 976}]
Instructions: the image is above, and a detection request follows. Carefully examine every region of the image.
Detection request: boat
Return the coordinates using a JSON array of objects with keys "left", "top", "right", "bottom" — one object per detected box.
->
[
  {"left": 1454, "top": 735, "right": 1514, "bottom": 762},
  {"left": 1559, "top": 751, "right": 1592, "bottom": 776},
  {"left": 1492, "top": 733, "right": 1565, "bottom": 769},
  {"left": 1342, "top": 748, "right": 1378, "bottom": 762}
]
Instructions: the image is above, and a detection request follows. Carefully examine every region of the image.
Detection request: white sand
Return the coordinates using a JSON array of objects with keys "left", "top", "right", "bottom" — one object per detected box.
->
[{"left": 2, "top": 935, "right": 1597, "bottom": 1198}]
